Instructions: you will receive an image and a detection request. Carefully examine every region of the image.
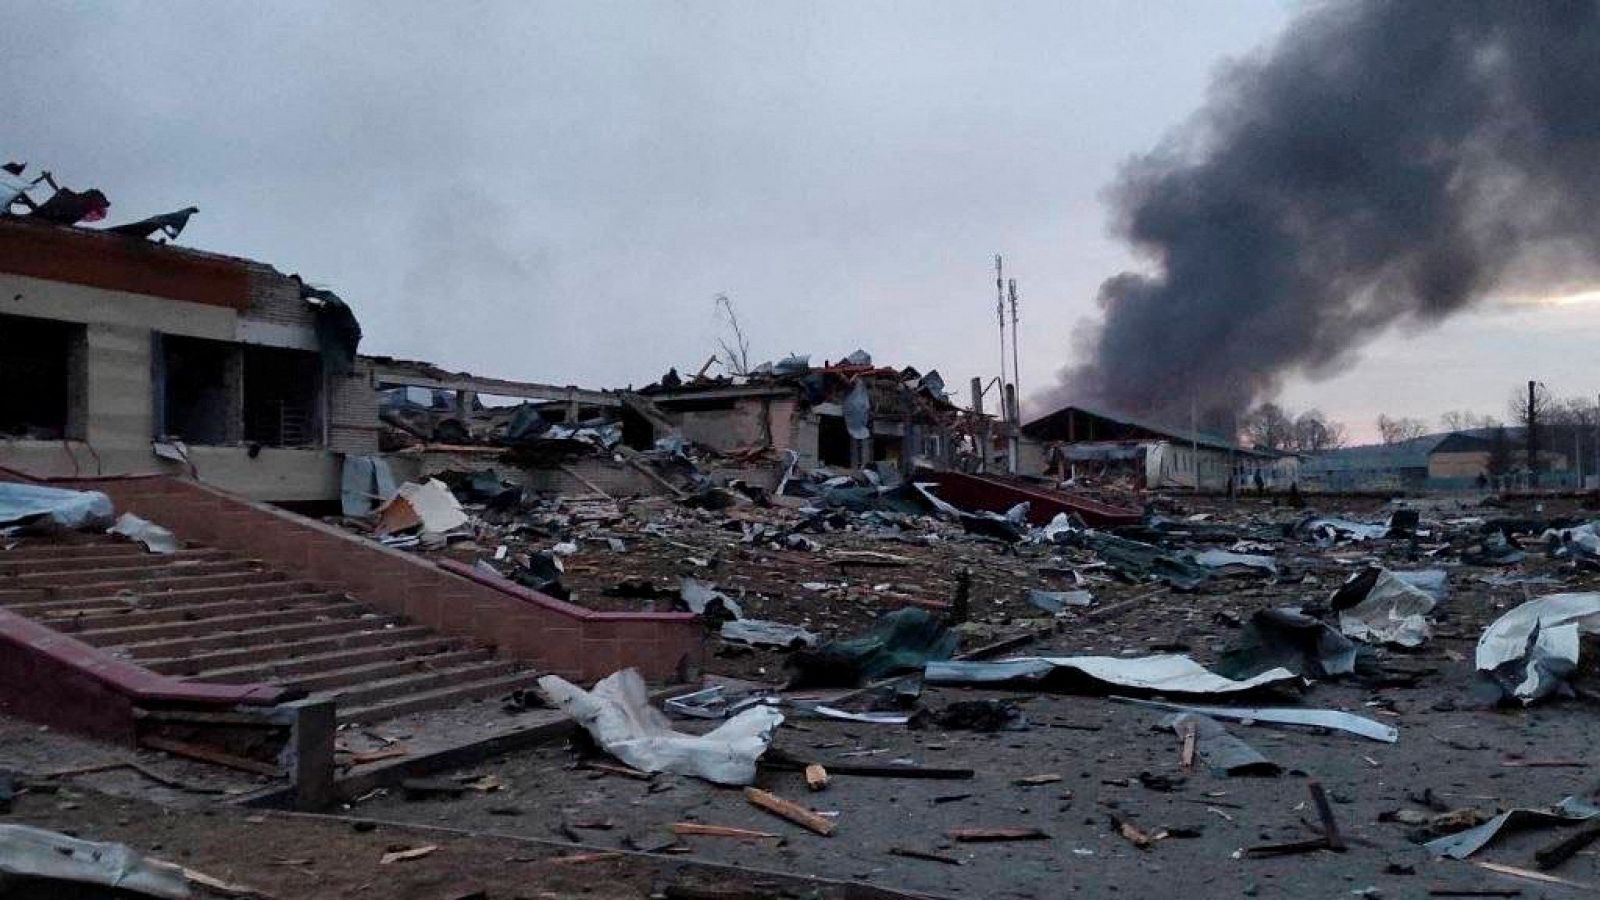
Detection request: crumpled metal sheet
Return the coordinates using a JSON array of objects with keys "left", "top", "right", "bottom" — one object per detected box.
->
[
  {"left": 1191, "top": 549, "right": 1278, "bottom": 575},
  {"left": 376, "top": 479, "right": 468, "bottom": 535},
  {"left": 1424, "top": 796, "right": 1600, "bottom": 859},
  {"left": 680, "top": 577, "right": 744, "bottom": 620},
  {"left": 0, "top": 823, "right": 190, "bottom": 898},
  {"left": 1120, "top": 697, "right": 1398, "bottom": 743},
  {"left": 721, "top": 618, "right": 819, "bottom": 649},
  {"left": 924, "top": 654, "right": 1296, "bottom": 697},
  {"left": 1302, "top": 517, "right": 1389, "bottom": 543},
  {"left": 1027, "top": 589, "right": 1094, "bottom": 614},
  {"left": 0, "top": 483, "right": 113, "bottom": 529},
  {"left": 107, "top": 513, "right": 179, "bottom": 555},
  {"left": 1216, "top": 608, "right": 1358, "bottom": 681},
  {"left": 539, "top": 668, "right": 783, "bottom": 785},
  {"left": 340, "top": 454, "right": 397, "bottom": 517},
  {"left": 1162, "top": 712, "right": 1281, "bottom": 776},
  {"left": 790, "top": 607, "right": 958, "bottom": 688},
  {"left": 1476, "top": 593, "right": 1600, "bottom": 703},
  {"left": 842, "top": 380, "right": 872, "bottom": 440},
  {"left": 1338, "top": 569, "right": 1436, "bottom": 648},
  {"left": 1060, "top": 530, "right": 1211, "bottom": 591}
]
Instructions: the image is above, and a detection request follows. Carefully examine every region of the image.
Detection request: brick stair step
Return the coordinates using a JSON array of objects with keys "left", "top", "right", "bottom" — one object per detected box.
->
[
  {"left": 142, "top": 626, "right": 437, "bottom": 676},
  {"left": 0, "top": 542, "right": 150, "bottom": 562},
  {"left": 310, "top": 659, "right": 518, "bottom": 709},
  {"left": 110, "top": 616, "right": 403, "bottom": 660},
  {"left": 39, "top": 592, "right": 347, "bottom": 632},
  {"left": 0, "top": 578, "right": 314, "bottom": 607},
  {"left": 0, "top": 549, "right": 230, "bottom": 578},
  {"left": 79, "top": 602, "right": 378, "bottom": 647},
  {"left": 1, "top": 558, "right": 251, "bottom": 587},
  {"left": 278, "top": 648, "right": 496, "bottom": 693},
  {"left": 1, "top": 572, "right": 291, "bottom": 610},
  {"left": 186, "top": 636, "right": 467, "bottom": 684},
  {"left": 336, "top": 669, "right": 543, "bottom": 726}
]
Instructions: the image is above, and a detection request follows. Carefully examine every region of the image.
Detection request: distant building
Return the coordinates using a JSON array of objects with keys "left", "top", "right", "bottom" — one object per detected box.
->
[
  {"left": 1300, "top": 428, "right": 1569, "bottom": 492},
  {"left": 1021, "top": 404, "right": 1294, "bottom": 491}
]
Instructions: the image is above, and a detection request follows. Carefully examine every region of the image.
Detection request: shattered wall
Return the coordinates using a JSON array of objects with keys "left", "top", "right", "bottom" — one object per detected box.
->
[
  {"left": 668, "top": 395, "right": 803, "bottom": 458},
  {"left": 0, "top": 263, "right": 344, "bottom": 502},
  {"left": 327, "top": 359, "right": 382, "bottom": 455}
]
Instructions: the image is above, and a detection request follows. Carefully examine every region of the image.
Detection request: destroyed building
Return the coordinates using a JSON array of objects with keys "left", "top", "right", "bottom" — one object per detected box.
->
[
  {"left": 1022, "top": 403, "right": 1296, "bottom": 491},
  {"left": 639, "top": 354, "right": 967, "bottom": 475},
  {"left": 0, "top": 217, "right": 371, "bottom": 502}
]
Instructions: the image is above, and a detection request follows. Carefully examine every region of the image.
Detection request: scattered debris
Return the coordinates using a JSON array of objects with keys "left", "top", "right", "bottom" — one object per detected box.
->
[
  {"left": 1334, "top": 567, "right": 1437, "bottom": 648},
  {"left": 379, "top": 844, "right": 439, "bottom": 864},
  {"left": 0, "top": 483, "right": 114, "bottom": 529},
  {"left": 106, "top": 512, "right": 179, "bottom": 554},
  {"left": 1162, "top": 713, "right": 1281, "bottom": 776},
  {"left": 0, "top": 824, "right": 190, "bottom": 898},
  {"left": 1120, "top": 697, "right": 1398, "bottom": 743},
  {"left": 924, "top": 654, "right": 1297, "bottom": 696},
  {"left": 1424, "top": 796, "right": 1600, "bottom": 859},
  {"left": 1475, "top": 593, "right": 1600, "bottom": 704},
  {"left": 788, "top": 608, "right": 958, "bottom": 688},
  {"left": 539, "top": 669, "right": 783, "bottom": 785}
]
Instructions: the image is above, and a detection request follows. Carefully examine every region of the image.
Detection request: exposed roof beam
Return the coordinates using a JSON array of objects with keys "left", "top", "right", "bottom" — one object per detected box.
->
[{"left": 366, "top": 360, "right": 619, "bottom": 407}]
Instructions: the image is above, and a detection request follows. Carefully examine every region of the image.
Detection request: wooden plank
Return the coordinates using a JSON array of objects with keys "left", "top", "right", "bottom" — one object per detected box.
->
[
  {"left": 946, "top": 827, "right": 1048, "bottom": 843},
  {"left": 673, "top": 823, "right": 782, "bottom": 841},
  {"left": 888, "top": 847, "right": 963, "bottom": 865},
  {"left": 744, "top": 787, "right": 836, "bottom": 836},
  {"left": 140, "top": 735, "right": 280, "bottom": 777},
  {"left": 1307, "top": 781, "right": 1344, "bottom": 851}
]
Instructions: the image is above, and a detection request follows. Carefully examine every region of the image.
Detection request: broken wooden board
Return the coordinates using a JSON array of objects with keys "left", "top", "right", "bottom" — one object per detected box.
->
[{"left": 744, "top": 787, "right": 836, "bottom": 836}]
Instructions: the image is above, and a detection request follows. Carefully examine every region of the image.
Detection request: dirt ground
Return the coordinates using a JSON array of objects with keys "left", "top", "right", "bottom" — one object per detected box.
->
[{"left": 1, "top": 783, "right": 909, "bottom": 899}]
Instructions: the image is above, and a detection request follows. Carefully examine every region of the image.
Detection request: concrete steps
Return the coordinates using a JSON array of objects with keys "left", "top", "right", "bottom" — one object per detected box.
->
[
  {"left": 338, "top": 670, "right": 544, "bottom": 726},
  {"left": 141, "top": 627, "right": 442, "bottom": 677},
  {"left": 0, "top": 532, "right": 539, "bottom": 728},
  {"left": 0, "top": 568, "right": 286, "bottom": 603},
  {"left": 47, "top": 592, "right": 352, "bottom": 633}
]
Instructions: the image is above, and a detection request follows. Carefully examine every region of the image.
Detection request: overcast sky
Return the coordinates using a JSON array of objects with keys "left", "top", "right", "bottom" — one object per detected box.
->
[{"left": 6, "top": 1, "right": 1590, "bottom": 442}]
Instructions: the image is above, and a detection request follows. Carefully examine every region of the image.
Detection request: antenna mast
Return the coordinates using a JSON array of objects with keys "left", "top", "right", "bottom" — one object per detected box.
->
[
  {"left": 1008, "top": 277, "right": 1021, "bottom": 421},
  {"left": 995, "top": 255, "right": 1008, "bottom": 423}
]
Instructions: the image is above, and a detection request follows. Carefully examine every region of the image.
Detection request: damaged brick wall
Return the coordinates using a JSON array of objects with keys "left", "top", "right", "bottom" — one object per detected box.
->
[{"left": 327, "top": 359, "right": 381, "bottom": 455}]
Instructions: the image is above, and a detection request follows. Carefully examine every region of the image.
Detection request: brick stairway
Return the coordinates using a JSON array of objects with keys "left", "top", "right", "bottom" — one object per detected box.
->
[{"left": 0, "top": 533, "right": 541, "bottom": 726}]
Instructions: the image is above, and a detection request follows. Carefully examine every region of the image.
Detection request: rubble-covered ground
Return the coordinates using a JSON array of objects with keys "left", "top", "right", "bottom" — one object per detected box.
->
[
  {"left": 349, "top": 488, "right": 1600, "bottom": 897},
  {"left": 13, "top": 486, "right": 1600, "bottom": 898}
]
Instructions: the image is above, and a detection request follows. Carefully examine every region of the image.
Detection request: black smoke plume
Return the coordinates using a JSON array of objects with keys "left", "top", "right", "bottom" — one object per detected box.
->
[{"left": 1052, "top": 1, "right": 1600, "bottom": 427}]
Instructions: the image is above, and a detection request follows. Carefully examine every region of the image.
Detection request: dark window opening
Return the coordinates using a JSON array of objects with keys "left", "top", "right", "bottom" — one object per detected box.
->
[
  {"left": 244, "top": 346, "right": 322, "bottom": 447},
  {"left": 619, "top": 404, "right": 655, "bottom": 450},
  {"left": 818, "top": 414, "right": 851, "bottom": 467},
  {"left": 157, "top": 335, "right": 236, "bottom": 444},
  {"left": 0, "top": 314, "right": 84, "bottom": 439}
]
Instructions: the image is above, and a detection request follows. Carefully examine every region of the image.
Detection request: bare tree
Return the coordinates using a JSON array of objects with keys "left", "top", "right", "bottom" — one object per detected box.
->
[
  {"left": 1292, "top": 409, "right": 1347, "bottom": 453},
  {"left": 1242, "top": 402, "right": 1295, "bottom": 451},
  {"left": 1377, "top": 414, "right": 1427, "bottom": 445},
  {"left": 713, "top": 294, "right": 752, "bottom": 376},
  {"left": 1487, "top": 425, "right": 1514, "bottom": 480},
  {"left": 1537, "top": 395, "right": 1598, "bottom": 476},
  {"left": 1439, "top": 410, "right": 1499, "bottom": 432}
]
